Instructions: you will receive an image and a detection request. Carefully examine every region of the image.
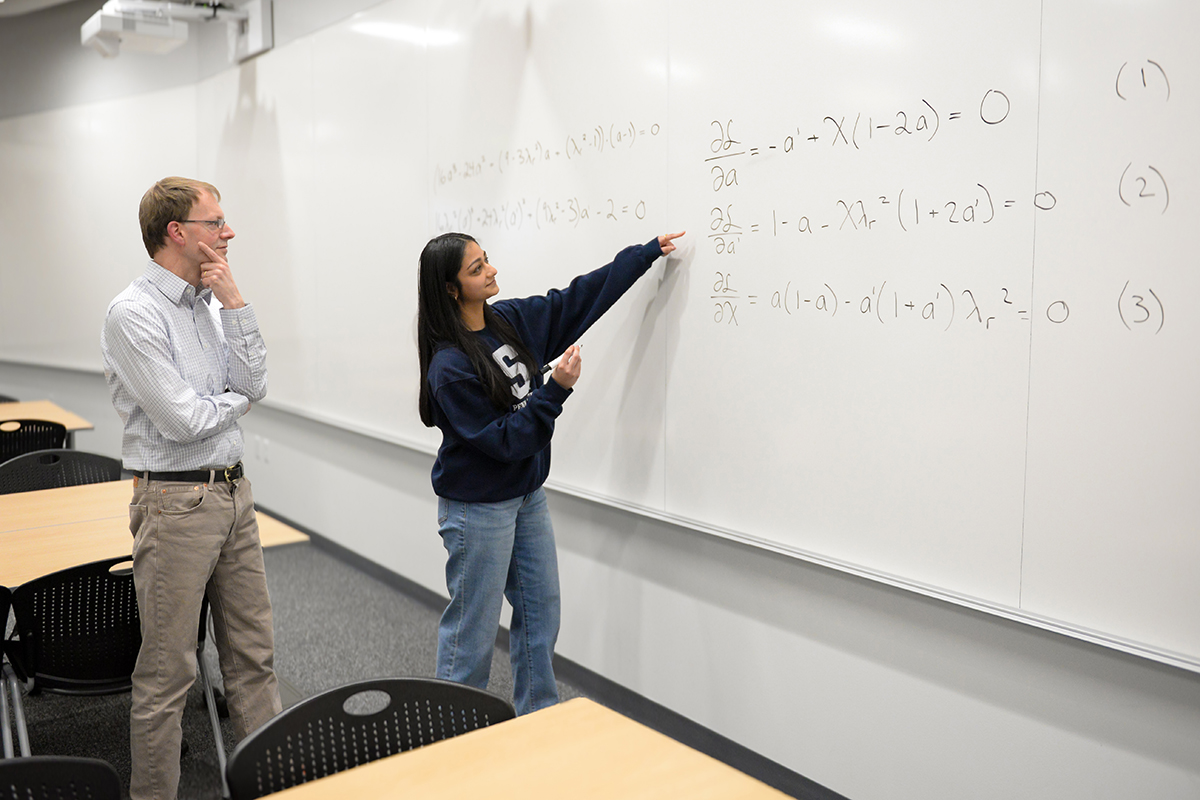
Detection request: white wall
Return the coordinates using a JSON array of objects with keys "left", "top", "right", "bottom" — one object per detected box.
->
[
  {"left": 2, "top": 0, "right": 1199, "bottom": 797},
  {"left": 3, "top": 361, "right": 1198, "bottom": 800}
]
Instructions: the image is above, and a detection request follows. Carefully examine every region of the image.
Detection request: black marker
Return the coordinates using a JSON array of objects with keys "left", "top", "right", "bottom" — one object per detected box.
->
[{"left": 541, "top": 344, "right": 581, "bottom": 376}]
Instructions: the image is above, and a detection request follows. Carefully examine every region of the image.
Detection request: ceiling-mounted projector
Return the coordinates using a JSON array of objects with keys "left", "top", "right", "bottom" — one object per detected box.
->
[
  {"left": 81, "top": 0, "right": 272, "bottom": 61},
  {"left": 81, "top": 3, "right": 189, "bottom": 56}
]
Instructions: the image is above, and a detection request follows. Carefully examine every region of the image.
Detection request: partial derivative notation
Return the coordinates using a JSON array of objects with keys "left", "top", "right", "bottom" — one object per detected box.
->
[{"left": 707, "top": 271, "right": 1165, "bottom": 335}]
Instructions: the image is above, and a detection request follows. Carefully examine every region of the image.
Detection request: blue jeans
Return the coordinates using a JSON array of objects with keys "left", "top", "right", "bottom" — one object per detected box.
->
[{"left": 436, "top": 487, "right": 561, "bottom": 715}]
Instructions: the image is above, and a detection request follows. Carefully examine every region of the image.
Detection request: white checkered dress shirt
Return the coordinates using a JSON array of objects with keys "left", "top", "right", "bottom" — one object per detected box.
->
[{"left": 101, "top": 260, "right": 267, "bottom": 472}]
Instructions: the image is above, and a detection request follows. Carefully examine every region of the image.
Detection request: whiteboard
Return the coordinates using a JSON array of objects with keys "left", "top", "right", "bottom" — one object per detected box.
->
[{"left": 2, "top": 0, "right": 1197, "bottom": 669}]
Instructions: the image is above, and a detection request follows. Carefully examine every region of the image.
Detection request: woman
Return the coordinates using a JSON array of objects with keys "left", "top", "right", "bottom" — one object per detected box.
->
[{"left": 417, "top": 230, "right": 684, "bottom": 714}]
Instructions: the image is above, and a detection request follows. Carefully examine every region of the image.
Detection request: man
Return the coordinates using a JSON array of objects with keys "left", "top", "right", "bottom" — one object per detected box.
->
[{"left": 101, "top": 176, "right": 281, "bottom": 800}]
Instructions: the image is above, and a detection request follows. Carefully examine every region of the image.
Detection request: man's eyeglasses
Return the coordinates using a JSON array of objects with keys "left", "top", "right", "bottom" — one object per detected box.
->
[{"left": 179, "top": 218, "right": 227, "bottom": 232}]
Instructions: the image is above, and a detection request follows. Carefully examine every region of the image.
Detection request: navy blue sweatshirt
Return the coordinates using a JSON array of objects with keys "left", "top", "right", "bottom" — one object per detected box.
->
[{"left": 427, "top": 237, "right": 665, "bottom": 503}]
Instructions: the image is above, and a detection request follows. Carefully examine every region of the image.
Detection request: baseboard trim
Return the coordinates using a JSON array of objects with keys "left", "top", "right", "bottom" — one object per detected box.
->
[{"left": 257, "top": 504, "right": 849, "bottom": 800}]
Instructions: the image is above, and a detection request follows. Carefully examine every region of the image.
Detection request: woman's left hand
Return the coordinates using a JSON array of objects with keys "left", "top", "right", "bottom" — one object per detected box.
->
[
  {"left": 658, "top": 231, "right": 686, "bottom": 255},
  {"left": 550, "top": 344, "right": 583, "bottom": 390}
]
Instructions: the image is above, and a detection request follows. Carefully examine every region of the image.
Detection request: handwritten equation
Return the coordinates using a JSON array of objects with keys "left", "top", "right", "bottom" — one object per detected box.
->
[
  {"left": 705, "top": 183, "right": 1048, "bottom": 254},
  {"left": 434, "top": 121, "right": 662, "bottom": 189},
  {"left": 706, "top": 89, "right": 1010, "bottom": 165},
  {"left": 708, "top": 272, "right": 1166, "bottom": 334},
  {"left": 434, "top": 196, "right": 648, "bottom": 234}
]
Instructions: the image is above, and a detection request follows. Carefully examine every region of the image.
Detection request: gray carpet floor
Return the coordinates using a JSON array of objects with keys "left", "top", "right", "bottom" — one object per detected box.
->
[{"left": 11, "top": 541, "right": 584, "bottom": 800}]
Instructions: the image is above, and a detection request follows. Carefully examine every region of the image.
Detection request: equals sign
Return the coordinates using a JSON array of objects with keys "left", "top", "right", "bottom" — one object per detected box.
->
[
  {"left": 750, "top": 147, "right": 760, "bottom": 156},
  {"left": 949, "top": 112, "right": 962, "bottom": 120},
  {"left": 622, "top": 206, "right": 629, "bottom": 214},
  {"left": 750, "top": 224, "right": 760, "bottom": 232},
  {"left": 1004, "top": 200, "right": 1016, "bottom": 208},
  {"left": 748, "top": 295, "right": 758, "bottom": 304}
]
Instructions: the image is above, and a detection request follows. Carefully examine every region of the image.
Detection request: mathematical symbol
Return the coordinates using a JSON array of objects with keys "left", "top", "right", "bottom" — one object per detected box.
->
[
  {"left": 750, "top": 148, "right": 760, "bottom": 155},
  {"left": 750, "top": 224, "right": 760, "bottom": 232},
  {"left": 769, "top": 145, "right": 777, "bottom": 150},
  {"left": 749, "top": 296, "right": 758, "bottom": 304},
  {"left": 929, "top": 209, "right": 939, "bottom": 218},
  {"left": 808, "top": 135, "right": 819, "bottom": 142},
  {"left": 1004, "top": 200, "right": 1015, "bottom": 208},
  {"left": 824, "top": 116, "right": 851, "bottom": 146},
  {"left": 905, "top": 301, "right": 916, "bottom": 311},
  {"left": 876, "top": 124, "right": 890, "bottom": 130},
  {"left": 879, "top": 196, "right": 890, "bottom": 205},
  {"left": 949, "top": 112, "right": 962, "bottom": 120}
]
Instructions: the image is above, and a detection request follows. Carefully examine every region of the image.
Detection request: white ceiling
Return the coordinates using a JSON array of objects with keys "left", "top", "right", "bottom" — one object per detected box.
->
[{"left": 0, "top": 0, "right": 85, "bottom": 18}]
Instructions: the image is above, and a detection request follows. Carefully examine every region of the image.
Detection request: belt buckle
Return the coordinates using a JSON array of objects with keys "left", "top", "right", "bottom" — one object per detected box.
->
[{"left": 224, "top": 463, "right": 243, "bottom": 486}]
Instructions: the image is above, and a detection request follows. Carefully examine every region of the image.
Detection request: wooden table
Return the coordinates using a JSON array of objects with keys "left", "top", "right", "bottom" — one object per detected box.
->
[
  {"left": 0, "top": 400, "right": 94, "bottom": 448},
  {"left": 0, "top": 479, "right": 307, "bottom": 586},
  {"left": 266, "top": 697, "right": 788, "bottom": 800}
]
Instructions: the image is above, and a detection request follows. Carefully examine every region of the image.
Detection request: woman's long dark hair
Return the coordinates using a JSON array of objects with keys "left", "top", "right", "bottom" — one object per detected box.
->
[{"left": 417, "top": 232, "right": 538, "bottom": 426}]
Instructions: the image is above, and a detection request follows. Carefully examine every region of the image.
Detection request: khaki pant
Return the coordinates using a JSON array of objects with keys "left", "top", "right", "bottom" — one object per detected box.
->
[{"left": 128, "top": 475, "right": 281, "bottom": 800}]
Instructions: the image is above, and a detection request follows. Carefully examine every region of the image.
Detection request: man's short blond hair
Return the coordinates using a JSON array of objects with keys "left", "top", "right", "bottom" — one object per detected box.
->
[{"left": 139, "top": 177, "right": 221, "bottom": 257}]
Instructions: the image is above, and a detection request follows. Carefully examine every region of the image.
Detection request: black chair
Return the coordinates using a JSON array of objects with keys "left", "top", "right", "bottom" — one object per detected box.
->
[
  {"left": 4, "top": 557, "right": 227, "bottom": 783},
  {"left": 225, "top": 677, "right": 516, "bottom": 800},
  {"left": 0, "top": 420, "right": 67, "bottom": 462},
  {"left": 4, "top": 556, "right": 140, "bottom": 761},
  {"left": 0, "top": 395, "right": 18, "bottom": 403},
  {"left": 1, "top": 586, "right": 14, "bottom": 759},
  {"left": 0, "top": 755, "right": 122, "bottom": 799},
  {"left": 5, "top": 556, "right": 141, "bottom": 697},
  {"left": 0, "top": 449, "right": 123, "bottom": 495}
]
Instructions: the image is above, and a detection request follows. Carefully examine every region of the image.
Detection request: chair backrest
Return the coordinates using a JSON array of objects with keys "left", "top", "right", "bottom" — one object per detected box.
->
[
  {"left": 0, "top": 756, "right": 122, "bottom": 800},
  {"left": 226, "top": 677, "right": 516, "bottom": 800},
  {"left": 0, "top": 449, "right": 124, "bottom": 495},
  {"left": 0, "top": 420, "right": 67, "bottom": 461},
  {"left": 5, "top": 556, "right": 141, "bottom": 695}
]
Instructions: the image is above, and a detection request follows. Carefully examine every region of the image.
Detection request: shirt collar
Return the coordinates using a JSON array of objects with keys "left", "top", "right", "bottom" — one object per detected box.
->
[{"left": 144, "top": 259, "right": 213, "bottom": 308}]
